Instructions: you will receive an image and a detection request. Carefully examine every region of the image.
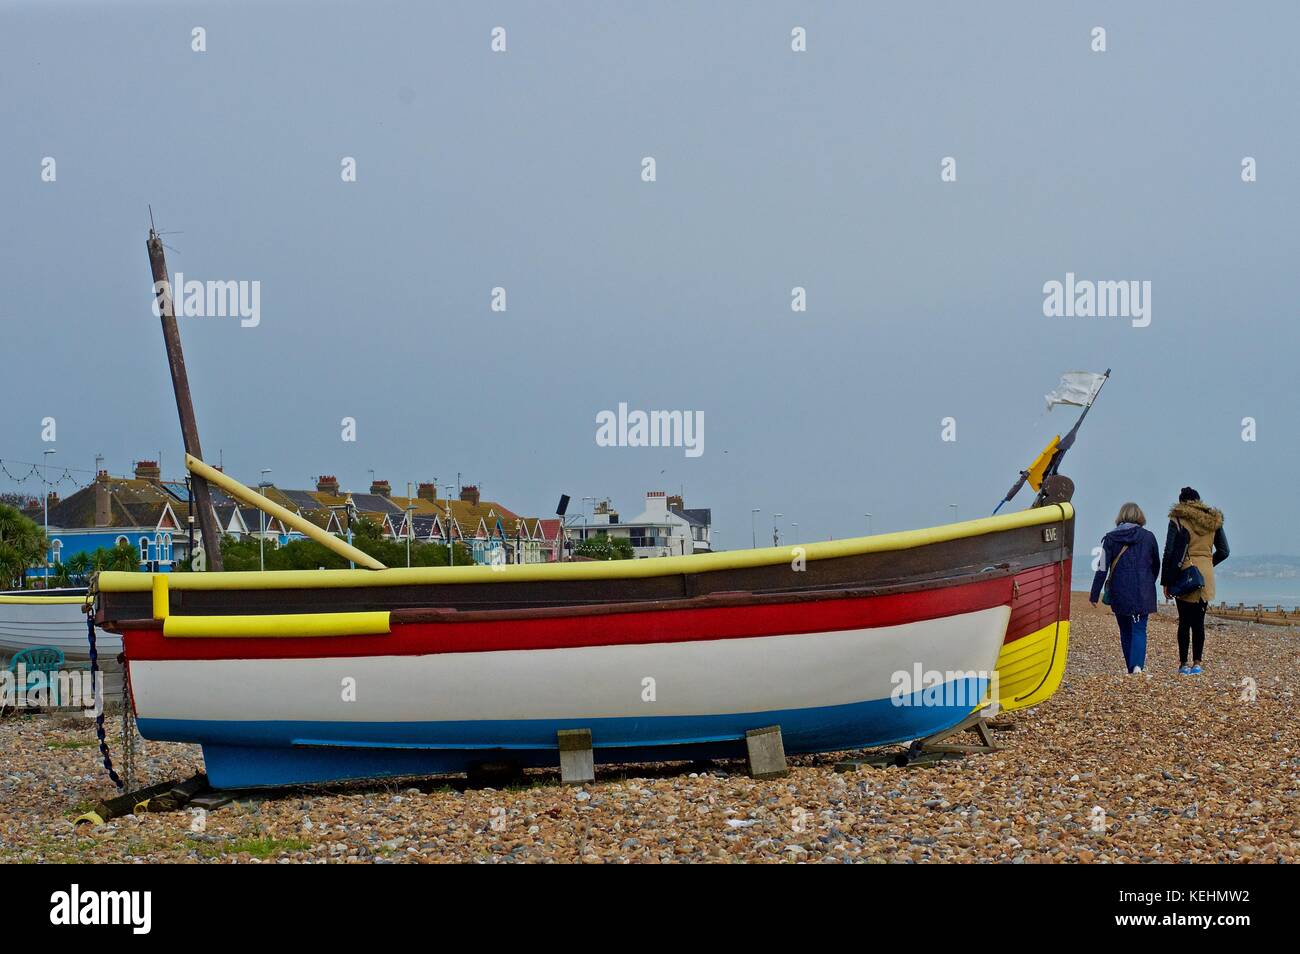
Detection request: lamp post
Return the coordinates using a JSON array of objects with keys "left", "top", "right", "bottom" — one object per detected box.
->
[
  {"left": 773, "top": 512, "right": 783, "bottom": 547},
  {"left": 948, "top": 504, "right": 958, "bottom": 523},
  {"left": 751, "top": 509, "right": 761, "bottom": 549},
  {"left": 405, "top": 481, "right": 414, "bottom": 568},
  {"left": 258, "top": 469, "right": 272, "bottom": 571},
  {"left": 42, "top": 449, "right": 55, "bottom": 579},
  {"left": 865, "top": 513, "right": 873, "bottom": 536},
  {"left": 442, "top": 483, "right": 456, "bottom": 566},
  {"left": 791, "top": 522, "right": 798, "bottom": 544}
]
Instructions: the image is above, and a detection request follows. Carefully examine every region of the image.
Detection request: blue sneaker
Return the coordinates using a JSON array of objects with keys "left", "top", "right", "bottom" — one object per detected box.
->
[
  {"left": 1179, "top": 665, "right": 1192, "bottom": 675},
  {"left": 1190, "top": 664, "right": 1202, "bottom": 675}
]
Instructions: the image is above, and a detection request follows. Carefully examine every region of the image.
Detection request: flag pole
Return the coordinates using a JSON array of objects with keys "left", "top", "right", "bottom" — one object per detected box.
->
[
  {"left": 994, "top": 369, "right": 1110, "bottom": 514},
  {"left": 1030, "top": 368, "right": 1111, "bottom": 507}
]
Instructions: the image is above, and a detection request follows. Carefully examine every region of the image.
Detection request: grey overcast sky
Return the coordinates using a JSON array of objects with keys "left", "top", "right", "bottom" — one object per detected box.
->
[{"left": 2, "top": 1, "right": 1297, "bottom": 559}]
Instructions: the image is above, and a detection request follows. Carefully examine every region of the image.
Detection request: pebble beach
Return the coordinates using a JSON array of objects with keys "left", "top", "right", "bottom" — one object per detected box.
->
[{"left": 2, "top": 595, "right": 1295, "bottom": 863}]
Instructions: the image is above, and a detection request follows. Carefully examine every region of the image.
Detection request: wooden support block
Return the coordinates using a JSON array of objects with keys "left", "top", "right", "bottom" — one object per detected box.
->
[
  {"left": 167, "top": 773, "right": 210, "bottom": 805},
  {"left": 187, "top": 792, "right": 234, "bottom": 811},
  {"left": 745, "top": 725, "right": 788, "bottom": 780},
  {"left": 557, "top": 728, "right": 595, "bottom": 785}
]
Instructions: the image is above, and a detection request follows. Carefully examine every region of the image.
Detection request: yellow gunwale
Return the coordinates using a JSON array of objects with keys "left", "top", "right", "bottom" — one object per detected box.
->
[
  {"left": 0, "top": 595, "right": 87, "bottom": 605},
  {"left": 97, "top": 503, "right": 1072, "bottom": 593}
]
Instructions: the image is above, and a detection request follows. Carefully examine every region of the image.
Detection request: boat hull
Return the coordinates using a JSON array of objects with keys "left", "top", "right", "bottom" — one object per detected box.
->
[
  {"left": 0, "top": 591, "right": 122, "bottom": 663},
  {"left": 98, "top": 504, "right": 1075, "bottom": 788},
  {"left": 127, "top": 595, "right": 1010, "bottom": 788}
]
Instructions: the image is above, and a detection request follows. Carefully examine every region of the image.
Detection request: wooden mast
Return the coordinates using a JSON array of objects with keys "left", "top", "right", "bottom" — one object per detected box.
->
[{"left": 147, "top": 225, "right": 224, "bottom": 571}]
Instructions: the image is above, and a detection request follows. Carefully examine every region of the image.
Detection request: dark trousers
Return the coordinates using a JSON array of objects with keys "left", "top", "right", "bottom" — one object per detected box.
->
[{"left": 1176, "top": 598, "right": 1207, "bottom": 664}]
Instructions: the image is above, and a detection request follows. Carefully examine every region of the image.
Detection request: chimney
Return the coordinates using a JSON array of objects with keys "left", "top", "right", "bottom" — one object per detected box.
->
[
  {"left": 134, "top": 459, "right": 161, "bottom": 481},
  {"left": 459, "top": 485, "right": 480, "bottom": 505},
  {"left": 46, "top": 491, "right": 59, "bottom": 509},
  {"left": 645, "top": 490, "right": 667, "bottom": 516},
  {"left": 417, "top": 482, "right": 438, "bottom": 502},
  {"left": 370, "top": 479, "right": 391, "bottom": 497},
  {"left": 95, "top": 472, "right": 111, "bottom": 527},
  {"left": 316, "top": 475, "right": 339, "bottom": 495},
  {"left": 667, "top": 494, "right": 684, "bottom": 512}
]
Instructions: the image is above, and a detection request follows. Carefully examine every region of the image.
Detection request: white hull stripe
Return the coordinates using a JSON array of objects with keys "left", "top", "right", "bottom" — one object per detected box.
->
[{"left": 130, "top": 605, "right": 1010, "bottom": 723}]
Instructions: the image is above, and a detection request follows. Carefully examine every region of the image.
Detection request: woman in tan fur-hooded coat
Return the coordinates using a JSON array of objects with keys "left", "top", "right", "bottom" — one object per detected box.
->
[{"left": 1160, "top": 487, "right": 1230, "bottom": 674}]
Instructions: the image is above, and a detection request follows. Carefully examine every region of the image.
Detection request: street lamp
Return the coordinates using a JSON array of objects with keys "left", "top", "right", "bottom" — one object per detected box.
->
[
  {"left": 405, "top": 481, "right": 415, "bottom": 568},
  {"left": 791, "top": 522, "right": 798, "bottom": 543},
  {"left": 864, "top": 513, "right": 873, "bottom": 536},
  {"left": 42, "top": 449, "right": 55, "bottom": 579},
  {"left": 773, "top": 513, "right": 783, "bottom": 547},
  {"left": 258, "top": 469, "right": 272, "bottom": 571},
  {"left": 751, "top": 509, "right": 761, "bottom": 549},
  {"left": 441, "top": 483, "right": 456, "bottom": 565},
  {"left": 948, "top": 504, "right": 958, "bottom": 523}
]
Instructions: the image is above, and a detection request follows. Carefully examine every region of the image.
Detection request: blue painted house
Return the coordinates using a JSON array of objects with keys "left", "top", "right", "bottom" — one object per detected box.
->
[{"left": 24, "top": 461, "right": 187, "bottom": 577}]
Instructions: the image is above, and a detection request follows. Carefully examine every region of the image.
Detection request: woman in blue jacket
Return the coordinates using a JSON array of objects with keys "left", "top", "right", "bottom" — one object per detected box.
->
[{"left": 1089, "top": 502, "right": 1161, "bottom": 673}]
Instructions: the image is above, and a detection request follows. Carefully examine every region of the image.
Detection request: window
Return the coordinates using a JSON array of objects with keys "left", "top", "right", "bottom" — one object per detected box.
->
[
  {"left": 51, "top": 540, "right": 62, "bottom": 564},
  {"left": 161, "top": 533, "right": 173, "bottom": 564},
  {"left": 140, "top": 537, "right": 150, "bottom": 562}
]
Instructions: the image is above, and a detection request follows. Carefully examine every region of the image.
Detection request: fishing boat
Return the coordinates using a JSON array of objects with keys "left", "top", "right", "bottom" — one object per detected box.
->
[
  {"left": 0, "top": 588, "right": 121, "bottom": 662},
  {"left": 94, "top": 494, "right": 1073, "bottom": 788},
  {"left": 0, "top": 588, "right": 124, "bottom": 698},
  {"left": 87, "top": 227, "right": 1090, "bottom": 789}
]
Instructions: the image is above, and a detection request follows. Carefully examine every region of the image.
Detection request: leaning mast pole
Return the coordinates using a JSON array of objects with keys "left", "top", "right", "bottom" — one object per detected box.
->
[{"left": 147, "top": 222, "right": 224, "bottom": 571}]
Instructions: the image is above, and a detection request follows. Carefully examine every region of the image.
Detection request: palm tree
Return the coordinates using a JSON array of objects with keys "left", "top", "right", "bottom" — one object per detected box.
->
[
  {"left": 0, "top": 504, "right": 47, "bottom": 589},
  {"left": 64, "top": 551, "right": 91, "bottom": 585}
]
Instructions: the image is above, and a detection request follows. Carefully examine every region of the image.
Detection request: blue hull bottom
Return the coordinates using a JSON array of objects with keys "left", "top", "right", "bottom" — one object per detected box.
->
[{"left": 139, "top": 677, "right": 987, "bottom": 788}]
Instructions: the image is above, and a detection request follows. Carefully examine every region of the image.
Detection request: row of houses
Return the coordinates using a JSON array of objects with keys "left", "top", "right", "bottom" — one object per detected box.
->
[{"left": 21, "top": 460, "right": 711, "bottom": 573}]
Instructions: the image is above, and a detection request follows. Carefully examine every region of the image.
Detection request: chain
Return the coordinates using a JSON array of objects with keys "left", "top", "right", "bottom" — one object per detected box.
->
[{"left": 88, "top": 613, "right": 124, "bottom": 790}]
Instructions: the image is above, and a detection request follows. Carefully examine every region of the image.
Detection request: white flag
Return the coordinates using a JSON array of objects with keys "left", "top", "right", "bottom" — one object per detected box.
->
[{"left": 1045, "top": 371, "right": 1106, "bottom": 411}]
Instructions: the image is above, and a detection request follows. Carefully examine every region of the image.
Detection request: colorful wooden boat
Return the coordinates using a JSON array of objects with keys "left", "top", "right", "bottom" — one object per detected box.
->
[
  {"left": 0, "top": 588, "right": 124, "bottom": 698},
  {"left": 0, "top": 588, "right": 122, "bottom": 662},
  {"left": 94, "top": 503, "right": 1073, "bottom": 788}
]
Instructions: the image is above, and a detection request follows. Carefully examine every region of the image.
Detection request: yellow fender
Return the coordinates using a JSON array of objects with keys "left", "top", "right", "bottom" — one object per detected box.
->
[{"left": 164, "top": 611, "right": 391, "bottom": 639}]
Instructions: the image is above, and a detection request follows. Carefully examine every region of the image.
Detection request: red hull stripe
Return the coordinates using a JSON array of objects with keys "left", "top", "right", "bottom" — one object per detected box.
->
[
  {"left": 123, "top": 574, "right": 1014, "bottom": 661},
  {"left": 1005, "top": 559, "right": 1071, "bottom": 644}
]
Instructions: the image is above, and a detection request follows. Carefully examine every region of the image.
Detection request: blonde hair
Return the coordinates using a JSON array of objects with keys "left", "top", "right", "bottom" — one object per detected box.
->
[{"left": 1115, "top": 502, "right": 1146, "bottom": 526}]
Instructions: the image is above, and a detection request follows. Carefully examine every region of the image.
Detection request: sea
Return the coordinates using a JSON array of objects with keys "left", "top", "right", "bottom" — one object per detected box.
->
[{"left": 1072, "top": 572, "right": 1300, "bottom": 610}]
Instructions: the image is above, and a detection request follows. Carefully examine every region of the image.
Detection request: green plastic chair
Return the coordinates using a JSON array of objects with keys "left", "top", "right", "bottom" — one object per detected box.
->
[{"left": 7, "top": 646, "right": 65, "bottom": 700}]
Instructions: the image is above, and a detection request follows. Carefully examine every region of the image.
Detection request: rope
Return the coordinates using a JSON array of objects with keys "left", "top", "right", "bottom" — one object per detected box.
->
[{"left": 87, "top": 613, "right": 124, "bottom": 790}]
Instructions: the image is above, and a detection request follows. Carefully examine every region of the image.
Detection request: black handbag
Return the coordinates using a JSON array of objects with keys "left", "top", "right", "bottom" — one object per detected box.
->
[{"left": 1169, "top": 520, "right": 1205, "bottom": 597}]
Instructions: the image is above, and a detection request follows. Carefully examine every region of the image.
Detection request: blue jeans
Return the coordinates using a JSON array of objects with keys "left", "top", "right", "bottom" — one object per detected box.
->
[{"left": 1115, "top": 613, "right": 1148, "bottom": 671}]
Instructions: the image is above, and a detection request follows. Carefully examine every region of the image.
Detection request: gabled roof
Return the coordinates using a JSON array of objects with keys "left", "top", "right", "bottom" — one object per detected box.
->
[
  {"left": 672, "top": 507, "right": 712, "bottom": 527},
  {"left": 40, "top": 478, "right": 192, "bottom": 531}
]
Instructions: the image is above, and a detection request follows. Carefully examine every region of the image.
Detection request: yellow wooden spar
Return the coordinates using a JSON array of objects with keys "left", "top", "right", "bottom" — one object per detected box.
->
[
  {"left": 163, "top": 611, "right": 391, "bottom": 638},
  {"left": 149, "top": 573, "right": 389, "bottom": 637},
  {"left": 98, "top": 502, "right": 1073, "bottom": 593},
  {"left": 185, "top": 453, "right": 386, "bottom": 571}
]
